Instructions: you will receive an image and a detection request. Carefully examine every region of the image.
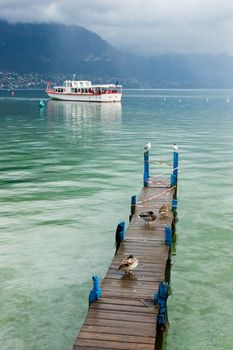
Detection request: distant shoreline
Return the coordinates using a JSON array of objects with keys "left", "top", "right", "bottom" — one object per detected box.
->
[{"left": 1, "top": 87, "right": 233, "bottom": 91}]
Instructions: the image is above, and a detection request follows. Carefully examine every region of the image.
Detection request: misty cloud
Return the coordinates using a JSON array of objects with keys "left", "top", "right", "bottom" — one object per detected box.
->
[{"left": 0, "top": 0, "right": 233, "bottom": 56}]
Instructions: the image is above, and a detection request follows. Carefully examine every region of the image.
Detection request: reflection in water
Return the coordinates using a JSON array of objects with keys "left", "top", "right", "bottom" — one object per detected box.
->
[{"left": 47, "top": 100, "right": 122, "bottom": 129}]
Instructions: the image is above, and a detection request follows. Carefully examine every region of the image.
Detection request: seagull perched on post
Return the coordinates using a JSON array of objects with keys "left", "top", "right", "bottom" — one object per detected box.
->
[
  {"left": 118, "top": 255, "right": 138, "bottom": 275},
  {"left": 159, "top": 204, "right": 172, "bottom": 218},
  {"left": 139, "top": 211, "right": 157, "bottom": 225}
]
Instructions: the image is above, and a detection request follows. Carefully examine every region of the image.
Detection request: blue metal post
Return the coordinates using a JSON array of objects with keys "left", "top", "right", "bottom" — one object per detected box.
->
[
  {"left": 129, "top": 195, "right": 137, "bottom": 222},
  {"left": 154, "top": 281, "right": 170, "bottom": 332},
  {"left": 115, "top": 222, "right": 125, "bottom": 242},
  {"left": 89, "top": 275, "right": 102, "bottom": 306},
  {"left": 172, "top": 198, "right": 178, "bottom": 211},
  {"left": 165, "top": 225, "right": 172, "bottom": 247},
  {"left": 170, "top": 144, "right": 179, "bottom": 188},
  {"left": 115, "top": 222, "right": 125, "bottom": 254},
  {"left": 144, "top": 142, "right": 151, "bottom": 187}
]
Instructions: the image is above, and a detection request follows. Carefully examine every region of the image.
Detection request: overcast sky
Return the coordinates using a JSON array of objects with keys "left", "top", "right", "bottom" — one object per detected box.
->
[{"left": 0, "top": 0, "right": 233, "bottom": 56}]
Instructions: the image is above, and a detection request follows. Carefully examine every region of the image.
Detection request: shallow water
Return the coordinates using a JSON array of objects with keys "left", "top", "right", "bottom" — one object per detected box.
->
[{"left": 0, "top": 89, "right": 233, "bottom": 350}]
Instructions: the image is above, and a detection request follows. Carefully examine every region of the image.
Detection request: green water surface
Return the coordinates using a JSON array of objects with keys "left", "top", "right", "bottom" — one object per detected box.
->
[{"left": 0, "top": 89, "right": 233, "bottom": 350}]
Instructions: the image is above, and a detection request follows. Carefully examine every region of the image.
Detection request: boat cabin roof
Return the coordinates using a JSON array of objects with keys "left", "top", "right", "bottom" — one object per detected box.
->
[
  {"left": 53, "top": 80, "right": 122, "bottom": 89},
  {"left": 63, "top": 80, "right": 92, "bottom": 88}
]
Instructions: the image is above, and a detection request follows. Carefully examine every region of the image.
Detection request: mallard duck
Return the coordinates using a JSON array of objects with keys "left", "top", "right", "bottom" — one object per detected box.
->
[
  {"left": 118, "top": 255, "right": 138, "bottom": 275},
  {"left": 139, "top": 211, "right": 157, "bottom": 225},
  {"left": 159, "top": 204, "right": 171, "bottom": 218}
]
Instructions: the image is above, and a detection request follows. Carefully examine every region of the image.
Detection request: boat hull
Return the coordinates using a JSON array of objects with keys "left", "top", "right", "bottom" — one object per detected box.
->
[{"left": 47, "top": 91, "right": 122, "bottom": 102}]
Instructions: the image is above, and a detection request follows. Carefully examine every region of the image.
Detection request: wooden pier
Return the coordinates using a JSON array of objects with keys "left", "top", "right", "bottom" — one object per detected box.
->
[{"left": 73, "top": 144, "right": 178, "bottom": 350}]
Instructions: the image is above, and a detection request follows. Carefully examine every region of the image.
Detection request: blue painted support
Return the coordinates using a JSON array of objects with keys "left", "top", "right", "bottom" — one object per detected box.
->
[
  {"left": 170, "top": 174, "right": 176, "bottom": 187},
  {"left": 143, "top": 142, "right": 151, "bottom": 187},
  {"left": 39, "top": 99, "right": 45, "bottom": 108},
  {"left": 129, "top": 195, "right": 137, "bottom": 222},
  {"left": 115, "top": 222, "right": 125, "bottom": 242},
  {"left": 115, "top": 222, "right": 125, "bottom": 254},
  {"left": 172, "top": 198, "right": 178, "bottom": 211},
  {"left": 170, "top": 144, "right": 179, "bottom": 188},
  {"left": 165, "top": 225, "right": 172, "bottom": 247},
  {"left": 88, "top": 275, "right": 102, "bottom": 306},
  {"left": 154, "top": 281, "right": 170, "bottom": 332}
]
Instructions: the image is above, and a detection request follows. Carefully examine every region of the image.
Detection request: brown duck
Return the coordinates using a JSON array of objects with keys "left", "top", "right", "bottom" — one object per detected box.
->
[
  {"left": 159, "top": 204, "right": 171, "bottom": 218},
  {"left": 118, "top": 255, "right": 138, "bottom": 275},
  {"left": 139, "top": 211, "right": 157, "bottom": 225}
]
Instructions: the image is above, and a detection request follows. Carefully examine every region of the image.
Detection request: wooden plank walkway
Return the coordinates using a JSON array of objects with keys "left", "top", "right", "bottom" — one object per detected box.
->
[{"left": 73, "top": 177, "right": 176, "bottom": 350}]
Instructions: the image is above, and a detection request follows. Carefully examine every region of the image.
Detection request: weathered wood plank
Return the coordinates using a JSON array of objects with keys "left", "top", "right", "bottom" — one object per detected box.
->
[
  {"left": 90, "top": 301, "right": 157, "bottom": 314},
  {"left": 105, "top": 273, "right": 164, "bottom": 282},
  {"left": 78, "top": 331, "right": 155, "bottom": 344},
  {"left": 74, "top": 339, "right": 155, "bottom": 350},
  {"left": 92, "top": 297, "right": 156, "bottom": 308},
  {"left": 87, "top": 310, "right": 156, "bottom": 323},
  {"left": 84, "top": 317, "right": 157, "bottom": 331},
  {"left": 100, "top": 290, "right": 156, "bottom": 300},
  {"left": 81, "top": 324, "right": 155, "bottom": 337}
]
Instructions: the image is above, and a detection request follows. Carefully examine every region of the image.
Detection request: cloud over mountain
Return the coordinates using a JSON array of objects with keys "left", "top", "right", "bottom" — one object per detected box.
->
[{"left": 0, "top": 0, "right": 233, "bottom": 56}]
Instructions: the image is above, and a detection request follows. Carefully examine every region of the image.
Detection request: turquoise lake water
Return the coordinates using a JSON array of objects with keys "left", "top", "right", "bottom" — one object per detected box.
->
[{"left": 0, "top": 89, "right": 233, "bottom": 350}]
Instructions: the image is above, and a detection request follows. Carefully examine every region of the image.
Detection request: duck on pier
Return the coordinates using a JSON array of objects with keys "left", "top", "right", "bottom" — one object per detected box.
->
[
  {"left": 118, "top": 255, "right": 138, "bottom": 275},
  {"left": 159, "top": 204, "right": 171, "bottom": 218},
  {"left": 139, "top": 211, "right": 157, "bottom": 225}
]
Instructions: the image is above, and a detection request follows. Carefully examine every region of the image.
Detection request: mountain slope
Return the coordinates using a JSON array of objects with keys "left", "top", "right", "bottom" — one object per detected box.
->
[
  {"left": 0, "top": 21, "right": 118, "bottom": 74},
  {"left": 0, "top": 20, "right": 233, "bottom": 87}
]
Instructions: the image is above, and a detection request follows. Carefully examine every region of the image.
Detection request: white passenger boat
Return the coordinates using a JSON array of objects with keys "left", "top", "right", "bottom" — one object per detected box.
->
[{"left": 46, "top": 79, "right": 122, "bottom": 102}]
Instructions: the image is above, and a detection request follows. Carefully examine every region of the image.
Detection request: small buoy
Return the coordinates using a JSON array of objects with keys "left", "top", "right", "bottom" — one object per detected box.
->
[
  {"left": 163, "top": 97, "right": 166, "bottom": 101},
  {"left": 39, "top": 100, "right": 45, "bottom": 108},
  {"left": 206, "top": 98, "right": 209, "bottom": 102}
]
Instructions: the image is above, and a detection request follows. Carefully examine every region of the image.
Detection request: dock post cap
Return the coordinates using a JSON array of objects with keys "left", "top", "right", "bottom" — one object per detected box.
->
[
  {"left": 131, "top": 195, "right": 137, "bottom": 205},
  {"left": 89, "top": 275, "right": 102, "bottom": 306},
  {"left": 129, "top": 196, "right": 137, "bottom": 222},
  {"left": 115, "top": 222, "right": 125, "bottom": 242},
  {"left": 165, "top": 225, "right": 172, "bottom": 247},
  {"left": 144, "top": 142, "right": 151, "bottom": 152}
]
